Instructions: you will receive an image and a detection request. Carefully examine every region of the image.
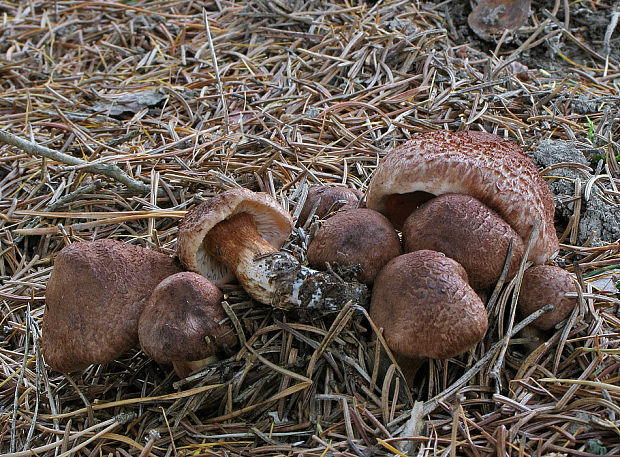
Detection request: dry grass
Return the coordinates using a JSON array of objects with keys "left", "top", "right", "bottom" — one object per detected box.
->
[{"left": 1, "top": 1, "right": 619, "bottom": 456}]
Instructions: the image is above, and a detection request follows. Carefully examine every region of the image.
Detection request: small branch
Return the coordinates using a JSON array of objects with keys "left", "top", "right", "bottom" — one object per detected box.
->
[{"left": 0, "top": 129, "right": 152, "bottom": 195}]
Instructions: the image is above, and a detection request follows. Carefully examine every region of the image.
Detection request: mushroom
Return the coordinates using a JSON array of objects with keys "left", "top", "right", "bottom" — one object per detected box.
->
[
  {"left": 366, "top": 130, "right": 558, "bottom": 265},
  {"left": 138, "top": 272, "right": 238, "bottom": 378},
  {"left": 370, "top": 250, "right": 488, "bottom": 383},
  {"left": 307, "top": 208, "right": 402, "bottom": 284},
  {"left": 177, "top": 188, "right": 368, "bottom": 311},
  {"left": 518, "top": 265, "right": 578, "bottom": 331},
  {"left": 468, "top": 0, "right": 531, "bottom": 41},
  {"left": 402, "top": 193, "right": 525, "bottom": 290},
  {"left": 297, "top": 185, "right": 364, "bottom": 226},
  {"left": 177, "top": 187, "right": 293, "bottom": 288},
  {"left": 42, "top": 239, "right": 182, "bottom": 373}
]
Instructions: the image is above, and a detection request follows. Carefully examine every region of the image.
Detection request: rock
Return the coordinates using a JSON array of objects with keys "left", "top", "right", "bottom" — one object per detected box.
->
[{"left": 531, "top": 140, "right": 620, "bottom": 245}]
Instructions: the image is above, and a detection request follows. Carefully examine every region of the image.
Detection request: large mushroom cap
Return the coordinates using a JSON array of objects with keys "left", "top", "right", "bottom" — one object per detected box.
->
[
  {"left": 518, "top": 265, "right": 578, "bottom": 331},
  {"left": 366, "top": 130, "right": 558, "bottom": 264},
  {"left": 138, "top": 272, "right": 237, "bottom": 366},
  {"left": 177, "top": 188, "right": 293, "bottom": 286},
  {"left": 42, "top": 239, "right": 182, "bottom": 373},
  {"left": 370, "top": 250, "right": 488, "bottom": 360},
  {"left": 402, "top": 193, "right": 525, "bottom": 290},
  {"left": 307, "top": 208, "right": 402, "bottom": 284},
  {"left": 297, "top": 185, "right": 364, "bottom": 226}
]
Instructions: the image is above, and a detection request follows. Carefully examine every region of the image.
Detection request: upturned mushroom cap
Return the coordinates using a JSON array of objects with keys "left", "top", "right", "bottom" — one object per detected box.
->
[
  {"left": 370, "top": 250, "right": 488, "bottom": 360},
  {"left": 402, "top": 194, "right": 525, "bottom": 290},
  {"left": 138, "top": 272, "right": 237, "bottom": 371},
  {"left": 177, "top": 188, "right": 293, "bottom": 286},
  {"left": 518, "top": 265, "right": 578, "bottom": 331},
  {"left": 297, "top": 185, "right": 364, "bottom": 226},
  {"left": 42, "top": 240, "right": 182, "bottom": 373},
  {"left": 366, "top": 130, "right": 558, "bottom": 265},
  {"left": 307, "top": 208, "right": 402, "bottom": 284}
]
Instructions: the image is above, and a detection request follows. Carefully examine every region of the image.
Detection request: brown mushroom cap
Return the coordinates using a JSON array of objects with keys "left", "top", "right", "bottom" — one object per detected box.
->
[
  {"left": 366, "top": 130, "right": 558, "bottom": 265},
  {"left": 177, "top": 188, "right": 293, "bottom": 286},
  {"left": 307, "top": 208, "right": 402, "bottom": 284},
  {"left": 370, "top": 250, "right": 488, "bottom": 360},
  {"left": 518, "top": 265, "right": 578, "bottom": 331},
  {"left": 468, "top": 0, "right": 531, "bottom": 41},
  {"left": 42, "top": 239, "right": 182, "bottom": 373},
  {"left": 138, "top": 272, "right": 237, "bottom": 367},
  {"left": 402, "top": 193, "right": 525, "bottom": 290},
  {"left": 297, "top": 185, "right": 364, "bottom": 226}
]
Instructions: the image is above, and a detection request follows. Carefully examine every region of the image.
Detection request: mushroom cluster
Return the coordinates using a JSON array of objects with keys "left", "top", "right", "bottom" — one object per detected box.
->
[
  {"left": 42, "top": 240, "right": 239, "bottom": 375},
  {"left": 298, "top": 131, "right": 579, "bottom": 384},
  {"left": 42, "top": 188, "right": 368, "bottom": 375},
  {"left": 41, "top": 129, "right": 578, "bottom": 386},
  {"left": 176, "top": 187, "right": 368, "bottom": 311},
  {"left": 361, "top": 130, "right": 578, "bottom": 380}
]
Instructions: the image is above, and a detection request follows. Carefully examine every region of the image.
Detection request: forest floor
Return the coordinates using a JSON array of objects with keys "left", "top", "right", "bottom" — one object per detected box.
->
[{"left": 1, "top": 1, "right": 619, "bottom": 456}]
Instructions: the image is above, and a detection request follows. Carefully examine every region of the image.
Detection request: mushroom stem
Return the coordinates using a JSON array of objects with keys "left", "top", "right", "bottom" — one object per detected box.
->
[
  {"left": 394, "top": 354, "right": 425, "bottom": 387},
  {"left": 204, "top": 212, "right": 368, "bottom": 311},
  {"left": 172, "top": 356, "right": 219, "bottom": 379},
  {"left": 203, "top": 212, "right": 278, "bottom": 268}
]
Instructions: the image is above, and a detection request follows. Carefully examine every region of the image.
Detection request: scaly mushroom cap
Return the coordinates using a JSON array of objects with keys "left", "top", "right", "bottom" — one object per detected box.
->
[
  {"left": 518, "top": 265, "right": 578, "bottom": 331},
  {"left": 402, "top": 194, "right": 525, "bottom": 290},
  {"left": 177, "top": 188, "right": 293, "bottom": 286},
  {"left": 42, "top": 240, "right": 182, "bottom": 373},
  {"left": 370, "top": 250, "right": 488, "bottom": 360},
  {"left": 298, "top": 185, "right": 364, "bottom": 226},
  {"left": 138, "top": 272, "right": 237, "bottom": 365},
  {"left": 307, "top": 208, "right": 402, "bottom": 284},
  {"left": 366, "top": 130, "right": 558, "bottom": 264}
]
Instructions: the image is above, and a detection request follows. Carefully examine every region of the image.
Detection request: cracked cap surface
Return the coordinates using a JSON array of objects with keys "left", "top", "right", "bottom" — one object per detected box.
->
[
  {"left": 367, "top": 130, "right": 558, "bottom": 264},
  {"left": 42, "top": 239, "right": 182, "bottom": 372},
  {"left": 139, "top": 272, "right": 237, "bottom": 364},
  {"left": 370, "top": 250, "right": 488, "bottom": 360}
]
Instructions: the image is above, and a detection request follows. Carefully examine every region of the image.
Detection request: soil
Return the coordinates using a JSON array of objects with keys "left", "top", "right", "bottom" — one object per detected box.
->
[
  {"left": 438, "top": 0, "right": 620, "bottom": 73},
  {"left": 1, "top": 1, "right": 619, "bottom": 455}
]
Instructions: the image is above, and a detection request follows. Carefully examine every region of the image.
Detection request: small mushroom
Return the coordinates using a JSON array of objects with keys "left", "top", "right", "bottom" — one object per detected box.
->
[
  {"left": 178, "top": 188, "right": 368, "bottom": 311},
  {"left": 307, "top": 208, "right": 402, "bottom": 284},
  {"left": 518, "top": 265, "right": 578, "bottom": 331},
  {"left": 402, "top": 193, "right": 525, "bottom": 290},
  {"left": 42, "top": 239, "right": 182, "bottom": 373},
  {"left": 468, "top": 0, "right": 531, "bottom": 41},
  {"left": 138, "top": 272, "right": 238, "bottom": 378},
  {"left": 370, "top": 250, "right": 488, "bottom": 383},
  {"left": 297, "top": 185, "right": 364, "bottom": 226},
  {"left": 366, "top": 130, "right": 558, "bottom": 265}
]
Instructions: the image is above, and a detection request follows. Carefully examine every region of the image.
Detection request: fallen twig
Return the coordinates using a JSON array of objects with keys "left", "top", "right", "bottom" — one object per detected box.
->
[{"left": 0, "top": 130, "right": 154, "bottom": 195}]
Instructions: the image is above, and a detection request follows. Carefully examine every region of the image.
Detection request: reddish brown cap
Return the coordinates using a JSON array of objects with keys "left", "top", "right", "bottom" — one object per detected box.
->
[
  {"left": 468, "top": 0, "right": 531, "bottom": 41},
  {"left": 42, "top": 240, "right": 182, "bottom": 372},
  {"left": 402, "top": 193, "right": 525, "bottom": 290},
  {"left": 177, "top": 188, "right": 293, "bottom": 286},
  {"left": 518, "top": 265, "right": 578, "bottom": 331},
  {"left": 370, "top": 250, "right": 488, "bottom": 360},
  {"left": 138, "top": 272, "right": 237, "bottom": 367},
  {"left": 366, "top": 130, "right": 558, "bottom": 265},
  {"left": 297, "top": 185, "right": 364, "bottom": 226},
  {"left": 307, "top": 208, "right": 402, "bottom": 284}
]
